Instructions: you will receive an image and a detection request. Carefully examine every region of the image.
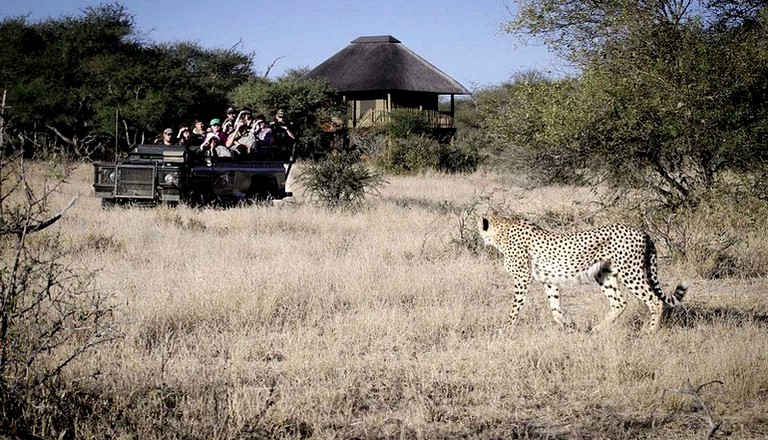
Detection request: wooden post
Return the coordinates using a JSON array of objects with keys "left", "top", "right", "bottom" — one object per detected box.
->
[
  {"left": 452, "top": 95, "right": 456, "bottom": 127},
  {"left": 352, "top": 99, "right": 357, "bottom": 128},
  {"left": 0, "top": 90, "right": 5, "bottom": 150}
]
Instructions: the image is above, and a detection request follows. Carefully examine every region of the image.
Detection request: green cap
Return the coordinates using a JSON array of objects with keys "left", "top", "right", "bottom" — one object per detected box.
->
[{"left": 210, "top": 118, "right": 221, "bottom": 125}]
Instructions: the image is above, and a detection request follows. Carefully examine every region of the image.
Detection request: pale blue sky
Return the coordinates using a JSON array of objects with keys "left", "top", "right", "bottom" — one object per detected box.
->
[{"left": 1, "top": 0, "right": 574, "bottom": 90}]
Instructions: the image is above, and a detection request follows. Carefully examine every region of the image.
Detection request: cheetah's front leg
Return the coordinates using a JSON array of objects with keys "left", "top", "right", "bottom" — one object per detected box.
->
[
  {"left": 507, "top": 283, "right": 528, "bottom": 327},
  {"left": 504, "top": 256, "right": 531, "bottom": 328}
]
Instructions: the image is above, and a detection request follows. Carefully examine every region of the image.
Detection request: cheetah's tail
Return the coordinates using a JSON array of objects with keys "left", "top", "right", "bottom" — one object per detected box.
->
[{"left": 665, "top": 283, "right": 688, "bottom": 307}]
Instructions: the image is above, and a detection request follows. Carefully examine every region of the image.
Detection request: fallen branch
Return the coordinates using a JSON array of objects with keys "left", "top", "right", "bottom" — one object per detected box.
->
[{"left": 657, "top": 379, "right": 724, "bottom": 438}]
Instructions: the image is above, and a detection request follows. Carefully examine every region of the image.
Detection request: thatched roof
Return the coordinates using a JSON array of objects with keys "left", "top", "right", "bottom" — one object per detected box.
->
[{"left": 304, "top": 36, "right": 469, "bottom": 95}]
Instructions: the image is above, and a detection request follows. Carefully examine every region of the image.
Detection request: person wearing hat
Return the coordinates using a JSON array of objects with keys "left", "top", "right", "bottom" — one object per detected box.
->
[
  {"left": 270, "top": 109, "right": 297, "bottom": 158},
  {"left": 176, "top": 125, "right": 192, "bottom": 147},
  {"left": 209, "top": 118, "right": 228, "bottom": 145},
  {"left": 226, "top": 117, "right": 256, "bottom": 155},
  {"left": 222, "top": 107, "right": 238, "bottom": 134},
  {"left": 201, "top": 132, "right": 235, "bottom": 158},
  {"left": 240, "top": 107, "right": 255, "bottom": 131},
  {"left": 160, "top": 128, "right": 175, "bottom": 146},
  {"left": 253, "top": 114, "right": 274, "bottom": 158}
]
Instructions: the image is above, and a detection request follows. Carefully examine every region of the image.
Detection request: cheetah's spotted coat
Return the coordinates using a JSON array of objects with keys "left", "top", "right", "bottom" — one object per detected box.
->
[{"left": 478, "top": 215, "right": 687, "bottom": 332}]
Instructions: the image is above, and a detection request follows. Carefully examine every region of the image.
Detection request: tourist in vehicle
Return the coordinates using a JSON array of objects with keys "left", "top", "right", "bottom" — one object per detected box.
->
[
  {"left": 177, "top": 126, "right": 192, "bottom": 147},
  {"left": 270, "top": 109, "right": 296, "bottom": 157},
  {"left": 240, "top": 107, "right": 255, "bottom": 131},
  {"left": 191, "top": 118, "right": 206, "bottom": 146},
  {"left": 200, "top": 132, "right": 234, "bottom": 158},
  {"left": 209, "top": 118, "right": 228, "bottom": 144},
  {"left": 254, "top": 114, "right": 274, "bottom": 157},
  {"left": 200, "top": 132, "right": 217, "bottom": 156},
  {"left": 226, "top": 119, "right": 256, "bottom": 155},
  {"left": 222, "top": 107, "right": 238, "bottom": 134},
  {"left": 160, "top": 128, "right": 175, "bottom": 146}
]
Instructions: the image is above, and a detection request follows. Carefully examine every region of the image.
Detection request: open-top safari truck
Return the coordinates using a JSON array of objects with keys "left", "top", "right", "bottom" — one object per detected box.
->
[{"left": 93, "top": 144, "right": 293, "bottom": 207}]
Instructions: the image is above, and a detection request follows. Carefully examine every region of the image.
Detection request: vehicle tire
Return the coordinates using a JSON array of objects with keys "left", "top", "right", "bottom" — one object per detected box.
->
[{"left": 248, "top": 177, "right": 277, "bottom": 202}]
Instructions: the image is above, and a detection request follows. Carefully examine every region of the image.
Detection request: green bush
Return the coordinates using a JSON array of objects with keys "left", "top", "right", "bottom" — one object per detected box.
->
[
  {"left": 377, "top": 109, "right": 433, "bottom": 139},
  {"left": 298, "top": 152, "right": 386, "bottom": 210},
  {"left": 377, "top": 135, "right": 439, "bottom": 174},
  {"left": 372, "top": 134, "right": 482, "bottom": 175},
  {"left": 435, "top": 139, "right": 482, "bottom": 174}
]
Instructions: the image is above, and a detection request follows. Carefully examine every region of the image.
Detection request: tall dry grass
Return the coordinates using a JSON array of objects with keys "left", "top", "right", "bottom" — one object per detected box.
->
[{"left": 24, "top": 163, "right": 768, "bottom": 438}]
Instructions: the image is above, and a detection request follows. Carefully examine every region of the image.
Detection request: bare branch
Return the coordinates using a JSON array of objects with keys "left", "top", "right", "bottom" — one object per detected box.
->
[
  {"left": 263, "top": 56, "right": 286, "bottom": 80},
  {"left": 1, "top": 196, "right": 78, "bottom": 237},
  {"left": 45, "top": 124, "right": 76, "bottom": 147},
  {"left": 658, "top": 378, "right": 725, "bottom": 438}
]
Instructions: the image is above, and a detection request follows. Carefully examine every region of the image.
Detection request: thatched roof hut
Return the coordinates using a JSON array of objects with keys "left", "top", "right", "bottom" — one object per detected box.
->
[
  {"left": 304, "top": 36, "right": 469, "bottom": 134},
  {"left": 304, "top": 35, "right": 469, "bottom": 95}
]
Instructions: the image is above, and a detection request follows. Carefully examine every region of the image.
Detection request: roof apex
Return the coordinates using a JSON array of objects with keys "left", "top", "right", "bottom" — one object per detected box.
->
[{"left": 351, "top": 35, "right": 401, "bottom": 44}]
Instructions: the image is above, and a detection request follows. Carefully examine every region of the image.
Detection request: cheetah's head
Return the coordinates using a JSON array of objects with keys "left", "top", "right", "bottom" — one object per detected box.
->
[{"left": 478, "top": 215, "right": 506, "bottom": 250}]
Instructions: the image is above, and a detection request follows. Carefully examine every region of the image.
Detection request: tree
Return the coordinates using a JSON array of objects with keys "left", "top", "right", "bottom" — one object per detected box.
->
[
  {"left": 0, "top": 4, "right": 137, "bottom": 157},
  {"left": 480, "top": 74, "right": 587, "bottom": 184},
  {"left": 494, "top": 0, "right": 768, "bottom": 207},
  {"left": 0, "top": 5, "right": 255, "bottom": 158},
  {"left": 504, "top": 0, "right": 708, "bottom": 66}
]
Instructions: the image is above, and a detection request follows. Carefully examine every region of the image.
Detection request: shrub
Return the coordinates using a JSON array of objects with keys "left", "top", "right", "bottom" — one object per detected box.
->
[
  {"left": 377, "top": 135, "right": 439, "bottom": 174},
  {"left": 435, "top": 139, "right": 482, "bottom": 174},
  {"left": 0, "top": 152, "right": 118, "bottom": 437},
  {"left": 298, "top": 152, "right": 386, "bottom": 210},
  {"left": 348, "top": 130, "right": 388, "bottom": 160},
  {"left": 378, "top": 109, "right": 433, "bottom": 138},
  {"left": 633, "top": 179, "right": 768, "bottom": 279}
]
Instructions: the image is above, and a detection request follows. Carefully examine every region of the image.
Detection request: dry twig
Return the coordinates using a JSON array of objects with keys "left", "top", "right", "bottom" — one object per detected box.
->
[{"left": 656, "top": 379, "right": 724, "bottom": 438}]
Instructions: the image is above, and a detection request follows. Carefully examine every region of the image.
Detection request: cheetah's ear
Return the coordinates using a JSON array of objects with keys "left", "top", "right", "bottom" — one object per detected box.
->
[{"left": 481, "top": 217, "right": 490, "bottom": 231}]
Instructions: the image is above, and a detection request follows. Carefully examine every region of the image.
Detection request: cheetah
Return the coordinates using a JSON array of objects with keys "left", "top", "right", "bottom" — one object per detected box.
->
[{"left": 478, "top": 214, "right": 687, "bottom": 332}]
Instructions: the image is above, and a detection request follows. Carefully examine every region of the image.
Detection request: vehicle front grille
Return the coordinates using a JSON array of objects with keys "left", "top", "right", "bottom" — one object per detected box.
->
[{"left": 115, "top": 165, "right": 156, "bottom": 199}]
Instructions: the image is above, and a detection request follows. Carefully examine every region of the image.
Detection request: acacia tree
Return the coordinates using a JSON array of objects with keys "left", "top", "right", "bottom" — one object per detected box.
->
[
  {"left": 494, "top": 0, "right": 768, "bottom": 207},
  {"left": 0, "top": 4, "right": 136, "bottom": 157}
]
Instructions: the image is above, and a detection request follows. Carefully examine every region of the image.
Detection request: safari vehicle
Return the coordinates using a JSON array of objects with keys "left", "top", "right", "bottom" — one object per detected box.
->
[{"left": 93, "top": 144, "right": 293, "bottom": 207}]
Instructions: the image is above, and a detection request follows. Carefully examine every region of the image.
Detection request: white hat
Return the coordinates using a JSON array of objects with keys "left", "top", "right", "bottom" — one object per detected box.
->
[{"left": 202, "top": 132, "right": 220, "bottom": 146}]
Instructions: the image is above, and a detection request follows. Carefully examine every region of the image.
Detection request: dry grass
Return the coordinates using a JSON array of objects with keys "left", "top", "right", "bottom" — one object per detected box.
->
[{"left": 26, "top": 163, "right": 768, "bottom": 438}]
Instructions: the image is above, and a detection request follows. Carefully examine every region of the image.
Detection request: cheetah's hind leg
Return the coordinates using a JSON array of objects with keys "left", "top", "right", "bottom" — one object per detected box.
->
[
  {"left": 545, "top": 284, "right": 575, "bottom": 330},
  {"left": 592, "top": 264, "right": 628, "bottom": 332}
]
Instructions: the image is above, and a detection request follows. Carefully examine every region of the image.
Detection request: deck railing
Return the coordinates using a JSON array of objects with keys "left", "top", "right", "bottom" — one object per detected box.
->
[{"left": 354, "top": 108, "right": 454, "bottom": 129}]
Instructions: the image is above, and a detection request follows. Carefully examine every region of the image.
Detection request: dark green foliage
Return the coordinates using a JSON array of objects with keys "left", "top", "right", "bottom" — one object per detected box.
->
[
  {"left": 298, "top": 152, "right": 386, "bottom": 210},
  {"left": 436, "top": 138, "right": 482, "bottom": 174},
  {"left": 377, "top": 135, "right": 439, "bottom": 174},
  {"left": 378, "top": 109, "right": 433, "bottom": 138},
  {"left": 0, "top": 6, "right": 252, "bottom": 158},
  {"left": 369, "top": 132, "right": 480, "bottom": 175}
]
